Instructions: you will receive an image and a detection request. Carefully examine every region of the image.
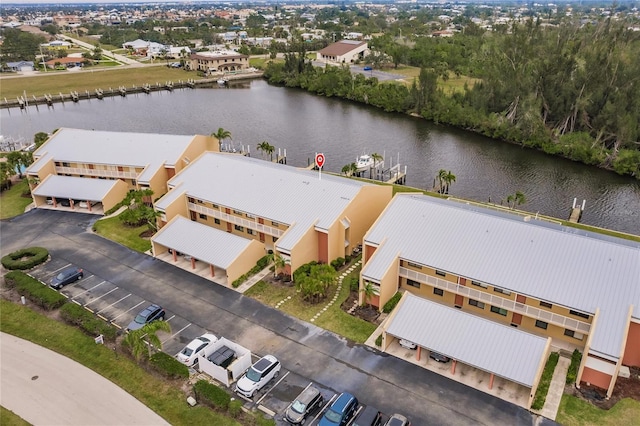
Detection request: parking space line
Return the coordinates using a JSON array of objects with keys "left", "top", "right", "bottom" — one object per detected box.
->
[
  {"left": 162, "top": 323, "right": 191, "bottom": 344},
  {"left": 256, "top": 371, "right": 289, "bottom": 406},
  {"left": 72, "top": 281, "right": 106, "bottom": 299},
  {"left": 165, "top": 314, "right": 176, "bottom": 322},
  {"left": 96, "top": 293, "right": 131, "bottom": 314},
  {"left": 84, "top": 287, "right": 118, "bottom": 306},
  {"left": 111, "top": 300, "right": 146, "bottom": 321},
  {"left": 50, "top": 263, "right": 72, "bottom": 274},
  {"left": 310, "top": 394, "right": 337, "bottom": 425}
]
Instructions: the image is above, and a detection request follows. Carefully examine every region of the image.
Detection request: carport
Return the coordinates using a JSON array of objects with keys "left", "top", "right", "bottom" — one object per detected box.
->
[
  {"left": 31, "top": 175, "right": 129, "bottom": 214},
  {"left": 382, "top": 293, "right": 552, "bottom": 408},
  {"left": 151, "top": 216, "right": 265, "bottom": 286}
]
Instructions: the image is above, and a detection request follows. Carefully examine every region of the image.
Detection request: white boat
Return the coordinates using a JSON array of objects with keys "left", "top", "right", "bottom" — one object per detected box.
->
[
  {"left": 217, "top": 78, "right": 227, "bottom": 85},
  {"left": 355, "top": 154, "right": 383, "bottom": 172}
]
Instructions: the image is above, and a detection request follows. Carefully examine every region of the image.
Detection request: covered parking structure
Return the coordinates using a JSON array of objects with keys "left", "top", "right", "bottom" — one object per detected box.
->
[
  {"left": 31, "top": 175, "right": 128, "bottom": 214},
  {"left": 382, "top": 293, "right": 552, "bottom": 408},
  {"left": 151, "top": 216, "right": 265, "bottom": 286}
]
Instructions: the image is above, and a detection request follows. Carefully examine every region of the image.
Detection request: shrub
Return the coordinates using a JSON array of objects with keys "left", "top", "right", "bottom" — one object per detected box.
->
[
  {"left": 330, "top": 257, "right": 345, "bottom": 270},
  {"left": 531, "top": 352, "right": 560, "bottom": 410},
  {"left": 60, "top": 302, "right": 117, "bottom": 341},
  {"left": 382, "top": 292, "right": 402, "bottom": 313},
  {"left": 149, "top": 352, "right": 189, "bottom": 379},
  {"left": 193, "top": 380, "right": 230, "bottom": 410},
  {"left": 4, "top": 271, "right": 66, "bottom": 310},
  {"left": 345, "top": 255, "right": 352, "bottom": 264},
  {"left": 1, "top": 247, "right": 49, "bottom": 270},
  {"left": 232, "top": 255, "right": 271, "bottom": 287},
  {"left": 346, "top": 276, "right": 359, "bottom": 292},
  {"left": 256, "top": 255, "right": 269, "bottom": 270},
  {"left": 566, "top": 349, "right": 582, "bottom": 385},
  {"left": 375, "top": 334, "right": 382, "bottom": 347},
  {"left": 228, "top": 399, "right": 243, "bottom": 418}
]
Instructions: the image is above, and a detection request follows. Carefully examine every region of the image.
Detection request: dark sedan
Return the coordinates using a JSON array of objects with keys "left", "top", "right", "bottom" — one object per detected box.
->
[{"left": 50, "top": 266, "right": 83, "bottom": 289}]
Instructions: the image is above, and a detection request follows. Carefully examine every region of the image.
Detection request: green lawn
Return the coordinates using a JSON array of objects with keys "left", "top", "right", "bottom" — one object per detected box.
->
[
  {"left": 245, "top": 262, "right": 376, "bottom": 344},
  {"left": 0, "top": 67, "right": 205, "bottom": 100},
  {"left": 0, "top": 300, "right": 240, "bottom": 425},
  {"left": 0, "top": 406, "right": 30, "bottom": 426},
  {"left": 92, "top": 215, "right": 151, "bottom": 253},
  {"left": 392, "top": 66, "right": 480, "bottom": 94},
  {"left": 557, "top": 395, "right": 640, "bottom": 426},
  {"left": 0, "top": 180, "right": 32, "bottom": 219}
]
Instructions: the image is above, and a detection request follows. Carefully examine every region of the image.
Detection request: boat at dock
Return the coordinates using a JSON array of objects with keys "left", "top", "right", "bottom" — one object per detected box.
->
[{"left": 355, "top": 154, "right": 382, "bottom": 172}]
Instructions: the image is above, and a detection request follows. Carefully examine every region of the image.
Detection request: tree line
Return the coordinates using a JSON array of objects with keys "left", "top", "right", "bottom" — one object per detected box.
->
[{"left": 265, "top": 18, "right": 640, "bottom": 179}]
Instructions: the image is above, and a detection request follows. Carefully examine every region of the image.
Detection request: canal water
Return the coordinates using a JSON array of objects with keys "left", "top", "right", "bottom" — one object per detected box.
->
[{"left": 2, "top": 79, "right": 639, "bottom": 235}]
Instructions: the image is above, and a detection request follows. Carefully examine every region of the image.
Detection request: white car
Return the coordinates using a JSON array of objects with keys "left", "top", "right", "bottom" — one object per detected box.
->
[
  {"left": 399, "top": 339, "right": 417, "bottom": 350},
  {"left": 176, "top": 333, "right": 218, "bottom": 367},
  {"left": 235, "top": 354, "right": 281, "bottom": 398}
]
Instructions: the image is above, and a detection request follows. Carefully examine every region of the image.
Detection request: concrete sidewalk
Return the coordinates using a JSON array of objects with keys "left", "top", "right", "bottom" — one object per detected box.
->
[
  {"left": 0, "top": 332, "right": 169, "bottom": 426},
  {"left": 538, "top": 353, "right": 571, "bottom": 420}
]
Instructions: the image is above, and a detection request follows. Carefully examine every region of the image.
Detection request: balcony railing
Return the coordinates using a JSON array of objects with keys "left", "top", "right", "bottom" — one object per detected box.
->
[
  {"left": 56, "top": 166, "right": 137, "bottom": 179},
  {"left": 188, "top": 202, "right": 284, "bottom": 237},
  {"left": 399, "top": 266, "right": 591, "bottom": 334}
]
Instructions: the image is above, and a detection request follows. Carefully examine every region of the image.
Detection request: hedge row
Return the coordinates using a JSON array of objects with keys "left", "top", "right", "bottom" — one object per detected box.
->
[
  {"left": 232, "top": 255, "right": 270, "bottom": 288},
  {"left": 382, "top": 292, "right": 402, "bottom": 313},
  {"left": 60, "top": 302, "right": 117, "bottom": 341},
  {"left": 149, "top": 352, "right": 189, "bottom": 379},
  {"left": 531, "top": 352, "right": 560, "bottom": 410},
  {"left": 1, "top": 247, "right": 49, "bottom": 270},
  {"left": 4, "top": 271, "right": 66, "bottom": 310},
  {"left": 193, "top": 379, "right": 231, "bottom": 410},
  {"left": 566, "top": 349, "right": 583, "bottom": 385}
]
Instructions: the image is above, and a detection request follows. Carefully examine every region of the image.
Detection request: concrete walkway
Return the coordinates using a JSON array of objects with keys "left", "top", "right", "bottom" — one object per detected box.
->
[
  {"left": 0, "top": 332, "right": 169, "bottom": 425},
  {"left": 539, "top": 353, "right": 571, "bottom": 420},
  {"left": 235, "top": 266, "right": 272, "bottom": 293}
]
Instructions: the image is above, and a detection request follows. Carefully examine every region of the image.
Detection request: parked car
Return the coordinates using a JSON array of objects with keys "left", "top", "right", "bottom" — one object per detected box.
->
[
  {"left": 363, "top": 66, "right": 372, "bottom": 71},
  {"left": 58, "top": 199, "right": 71, "bottom": 207},
  {"left": 384, "top": 414, "right": 411, "bottom": 426},
  {"left": 78, "top": 200, "right": 98, "bottom": 209},
  {"left": 235, "top": 354, "right": 281, "bottom": 398},
  {"left": 126, "top": 304, "right": 165, "bottom": 331},
  {"left": 429, "top": 351, "right": 450, "bottom": 363},
  {"left": 50, "top": 266, "right": 83, "bottom": 289},
  {"left": 399, "top": 339, "right": 417, "bottom": 350},
  {"left": 318, "top": 392, "right": 359, "bottom": 426},
  {"left": 352, "top": 405, "right": 382, "bottom": 426},
  {"left": 284, "top": 384, "right": 324, "bottom": 424},
  {"left": 176, "top": 333, "right": 218, "bottom": 367}
]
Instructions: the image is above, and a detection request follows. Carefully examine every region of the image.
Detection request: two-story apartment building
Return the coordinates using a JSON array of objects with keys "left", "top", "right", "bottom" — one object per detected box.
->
[
  {"left": 188, "top": 50, "right": 249, "bottom": 74},
  {"left": 361, "top": 194, "right": 639, "bottom": 403},
  {"left": 151, "top": 152, "right": 392, "bottom": 285},
  {"left": 26, "top": 128, "right": 218, "bottom": 212}
]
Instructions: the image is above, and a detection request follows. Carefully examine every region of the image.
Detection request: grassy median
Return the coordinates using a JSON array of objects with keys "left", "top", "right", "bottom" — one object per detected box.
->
[
  {"left": 0, "top": 299, "right": 240, "bottom": 425},
  {"left": 92, "top": 215, "right": 151, "bottom": 253},
  {"left": 557, "top": 394, "right": 640, "bottom": 426}
]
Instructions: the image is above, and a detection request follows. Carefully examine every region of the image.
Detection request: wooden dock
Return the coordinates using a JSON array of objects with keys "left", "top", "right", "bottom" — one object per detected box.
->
[{"left": 569, "top": 198, "right": 586, "bottom": 223}]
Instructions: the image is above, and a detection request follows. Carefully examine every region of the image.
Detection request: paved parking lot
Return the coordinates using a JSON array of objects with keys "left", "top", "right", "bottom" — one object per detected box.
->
[{"left": 1, "top": 210, "right": 555, "bottom": 426}]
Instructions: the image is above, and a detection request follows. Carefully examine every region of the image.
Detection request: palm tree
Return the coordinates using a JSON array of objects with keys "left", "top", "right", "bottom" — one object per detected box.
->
[
  {"left": 436, "top": 169, "right": 448, "bottom": 193},
  {"left": 123, "top": 320, "right": 171, "bottom": 361},
  {"left": 370, "top": 152, "right": 383, "bottom": 167},
  {"left": 211, "top": 128, "right": 231, "bottom": 151},
  {"left": 341, "top": 163, "right": 358, "bottom": 177},
  {"left": 506, "top": 191, "right": 526, "bottom": 209},
  {"left": 257, "top": 141, "right": 275, "bottom": 161},
  {"left": 441, "top": 170, "right": 456, "bottom": 194},
  {"left": 267, "top": 251, "right": 286, "bottom": 278},
  {"left": 360, "top": 281, "right": 377, "bottom": 308}
]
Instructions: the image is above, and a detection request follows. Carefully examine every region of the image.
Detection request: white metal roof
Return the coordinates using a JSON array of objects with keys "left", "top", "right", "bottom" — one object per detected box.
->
[
  {"left": 27, "top": 128, "right": 197, "bottom": 182},
  {"left": 151, "top": 216, "right": 254, "bottom": 269},
  {"left": 156, "top": 153, "right": 375, "bottom": 251},
  {"left": 32, "top": 175, "right": 120, "bottom": 201},
  {"left": 364, "top": 194, "right": 640, "bottom": 361},
  {"left": 386, "top": 293, "right": 549, "bottom": 388}
]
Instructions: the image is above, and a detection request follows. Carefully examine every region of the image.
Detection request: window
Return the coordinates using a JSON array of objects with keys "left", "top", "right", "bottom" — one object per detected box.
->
[
  {"left": 233, "top": 209, "right": 242, "bottom": 215},
  {"left": 569, "top": 310, "right": 590, "bottom": 320},
  {"left": 247, "top": 228, "right": 254, "bottom": 235},
  {"left": 272, "top": 236, "right": 277, "bottom": 242},
  {"left": 535, "top": 320, "right": 548, "bottom": 330},
  {"left": 469, "top": 299, "right": 485, "bottom": 309},
  {"left": 540, "top": 301, "right": 553, "bottom": 309},
  {"left": 62, "top": 162, "right": 70, "bottom": 167},
  {"left": 407, "top": 262, "right": 422, "bottom": 269},
  {"left": 494, "top": 288, "right": 511, "bottom": 296},
  {"left": 271, "top": 221, "right": 279, "bottom": 226},
  {"left": 406, "top": 279, "right": 420, "bottom": 288},
  {"left": 212, "top": 204, "right": 219, "bottom": 209},
  {"left": 433, "top": 288, "right": 444, "bottom": 296},
  {"left": 234, "top": 225, "right": 244, "bottom": 232},
  {"left": 490, "top": 306, "right": 507, "bottom": 316},
  {"left": 435, "top": 270, "right": 446, "bottom": 277},
  {"left": 471, "top": 280, "right": 488, "bottom": 288},
  {"left": 199, "top": 213, "right": 207, "bottom": 220},
  {"left": 214, "top": 218, "right": 220, "bottom": 225},
  {"left": 246, "top": 213, "right": 255, "bottom": 219},
  {"left": 564, "top": 329, "right": 584, "bottom": 340},
  {"left": 196, "top": 199, "right": 203, "bottom": 204}
]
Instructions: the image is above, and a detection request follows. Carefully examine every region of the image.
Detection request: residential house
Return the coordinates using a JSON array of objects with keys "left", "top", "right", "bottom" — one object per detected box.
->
[{"left": 317, "top": 40, "right": 368, "bottom": 64}]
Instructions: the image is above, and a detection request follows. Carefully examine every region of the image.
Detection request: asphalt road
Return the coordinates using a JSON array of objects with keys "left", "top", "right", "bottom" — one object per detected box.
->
[
  {"left": 0, "top": 210, "right": 553, "bottom": 425},
  {"left": 0, "top": 332, "right": 169, "bottom": 425}
]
